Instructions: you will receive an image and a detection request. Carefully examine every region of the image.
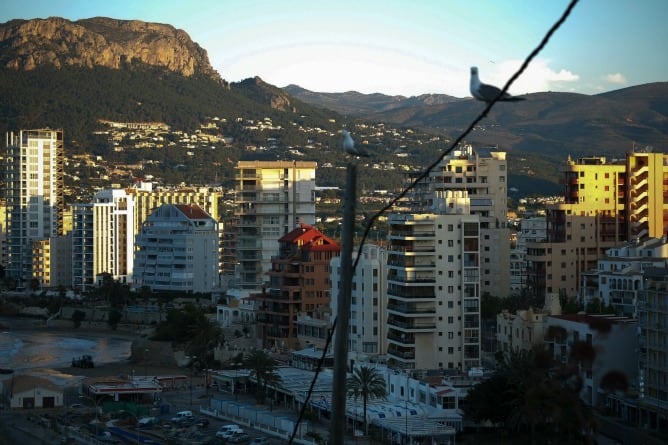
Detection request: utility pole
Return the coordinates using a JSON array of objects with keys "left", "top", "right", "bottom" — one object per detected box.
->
[{"left": 331, "top": 164, "right": 356, "bottom": 445}]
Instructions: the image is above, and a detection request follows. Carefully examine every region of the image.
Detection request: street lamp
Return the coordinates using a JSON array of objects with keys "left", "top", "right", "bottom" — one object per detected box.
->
[
  {"left": 188, "top": 355, "right": 197, "bottom": 406},
  {"left": 144, "top": 348, "right": 149, "bottom": 378},
  {"left": 231, "top": 362, "right": 242, "bottom": 401}
]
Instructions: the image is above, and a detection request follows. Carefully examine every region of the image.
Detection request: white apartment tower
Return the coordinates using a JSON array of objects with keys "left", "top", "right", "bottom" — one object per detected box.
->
[
  {"left": 71, "top": 189, "right": 135, "bottom": 291},
  {"left": 234, "top": 161, "right": 316, "bottom": 290},
  {"left": 387, "top": 191, "right": 481, "bottom": 371},
  {"left": 3, "top": 129, "right": 65, "bottom": 288},
  {"left": 134, "top": 204, "right": 219, "bottom": 293},
  {"left": 331, "top": 244, "right": 388, "bottom": 366},
  {"left": 419, "top": 145, "right": 510, "bottom": 297}
]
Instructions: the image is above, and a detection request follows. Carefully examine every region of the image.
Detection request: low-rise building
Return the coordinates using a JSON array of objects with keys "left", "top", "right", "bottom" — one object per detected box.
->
[
  {"left": 544, "top": 313, "right": 638, "bottom": 407},
  {"left": 496, "top": 308, "right": 550, "bottom": 353}
]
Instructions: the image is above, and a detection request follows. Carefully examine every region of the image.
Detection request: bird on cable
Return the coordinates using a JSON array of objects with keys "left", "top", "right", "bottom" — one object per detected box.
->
[
  {"left": 469, "top": 66, "right": 525, "bottom": 103},
  {"left": 342, "top": 129, "right": 369, "bottom": 157}
]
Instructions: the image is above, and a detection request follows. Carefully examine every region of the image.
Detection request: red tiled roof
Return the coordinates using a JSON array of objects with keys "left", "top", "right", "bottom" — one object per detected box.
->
[{"left": 280, "top": 224, "right": 340, "bottom": 251}]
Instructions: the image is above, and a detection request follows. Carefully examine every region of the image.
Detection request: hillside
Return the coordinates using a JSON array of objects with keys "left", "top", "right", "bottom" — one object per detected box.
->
[
  {"left": 285, "top": 83, "right": 668, "bottom": 173},
  {"left": 2, "top": 17, "right": 666, "bottom": 198}
]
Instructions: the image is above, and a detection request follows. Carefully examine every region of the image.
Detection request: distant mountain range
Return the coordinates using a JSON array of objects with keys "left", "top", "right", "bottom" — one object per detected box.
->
[
  {"left": 2, "top": 17, "right": 667, "bottom": 197},
  {"left": 284, "top": 83, "right": 668, "bottom": 163}
]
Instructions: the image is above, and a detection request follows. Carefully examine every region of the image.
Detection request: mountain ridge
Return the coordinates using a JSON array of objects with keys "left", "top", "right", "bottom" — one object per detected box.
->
[{"left": 284, "top": 83, "right": 668, "bottom": 159}]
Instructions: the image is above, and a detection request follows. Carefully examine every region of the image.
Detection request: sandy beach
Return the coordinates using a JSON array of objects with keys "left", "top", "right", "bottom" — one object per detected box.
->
[{"left": 1, "top": 316, "right": 190, "bottom": 381}]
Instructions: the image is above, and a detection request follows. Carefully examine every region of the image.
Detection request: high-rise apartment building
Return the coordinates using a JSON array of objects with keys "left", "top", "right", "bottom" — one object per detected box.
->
[
  {"left": 386, "top": 191, "right": 481, "bottom": 371},
  {"left": 71, "top": 189, "right": 134, "bottom": 292},
  {"left": 626, "top": 151, "right": 668, "bottom": 240},
  {"left": 133, "top": 204, "right": 219, "bottom": 293},
  {"left": 526, "top": 156, "right": 627, "bottom": 300},
  {"left": 234, "top": 161, "right": 317, "bottom": 290},
  {"left": 258, "top": 224, "right": 339, "bottom": 351},
  {"left": 126, "top": 181, "right": 222, "bottom": 236},
  {"left": 415, "top": 145, "right": 510, "bottom": 297},
  {"left": 331, "top": 244, "right": 388, "bottom": 365},
  {"left": 3, "top": 129, "right": 65, "bottom": 288},
  {"left": 527, "top": 151, "right": 668, "bottom": 301}
]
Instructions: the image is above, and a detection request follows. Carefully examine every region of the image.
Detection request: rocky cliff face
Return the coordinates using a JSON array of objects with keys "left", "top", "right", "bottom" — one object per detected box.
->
[{"left": 0, "top": 17, "right": 222, "bottom": 82}]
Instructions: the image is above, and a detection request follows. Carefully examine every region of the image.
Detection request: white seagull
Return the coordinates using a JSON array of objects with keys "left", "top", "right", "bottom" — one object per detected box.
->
[
  {"left": 342, "top": 129, "right": 369, "bottom": 157},
  {"left": 470, "top": 66, "right": 525, "bottom": 103}
]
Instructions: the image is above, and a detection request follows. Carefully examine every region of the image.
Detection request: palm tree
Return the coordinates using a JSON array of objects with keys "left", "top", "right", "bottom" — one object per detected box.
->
[
  {"left": 244, "top": 349, "right": 281, "bottom": 404},
  {"left": 347, "top": 366, "right": 387, "bottom": 435}
]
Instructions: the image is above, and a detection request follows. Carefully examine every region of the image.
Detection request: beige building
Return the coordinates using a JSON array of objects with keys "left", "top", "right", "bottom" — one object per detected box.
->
[
  {"left": 234, "top": 161, "right": 317, "bottom": 290},
  {"left": 386, "top": 191, "right": 481, "bottom": 371},
  {"left": 418, "top": 145, "right": 510, "bottom": 297},
  {"left": 626, "top": 151, "right": 668, "bottom": 240},
  {"left": 496, "top": 308, "right": 549, "bottom": 353},
  {"left": 526, "top": 156, "right": 627, "bottom": 301},
  {"left": 527, "top": 151, "right": 668, "bottom": 302},
  {"left": 4, "top": 375, "right": 64, "bottom": 409},
  {"left": 4, "top": 129, "right": 65, "bottom": 289},
  {"left": 127, "top": 181, "right": 222, "bottom": 236}
]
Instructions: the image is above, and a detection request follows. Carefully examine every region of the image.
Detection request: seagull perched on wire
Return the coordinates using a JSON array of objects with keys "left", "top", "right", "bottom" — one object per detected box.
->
[
  {"left": 342, "top": 129, "right": 369, "bottom": 157},
  {"left": 470, "top": 66, "right": 525, "bottom": 103}
]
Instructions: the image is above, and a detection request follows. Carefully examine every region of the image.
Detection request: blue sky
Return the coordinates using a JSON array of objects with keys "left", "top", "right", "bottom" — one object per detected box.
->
[{"left": 1, "top": 0, "right": 666, "bottom": 97}]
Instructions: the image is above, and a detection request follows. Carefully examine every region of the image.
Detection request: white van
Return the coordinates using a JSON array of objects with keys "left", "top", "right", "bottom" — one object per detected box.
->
[
  {"left": 216, "top": 424, "right": 244, "bottom": 438},
  {"left": 170, "top": 410, "right": 194, "bottom": 422}
]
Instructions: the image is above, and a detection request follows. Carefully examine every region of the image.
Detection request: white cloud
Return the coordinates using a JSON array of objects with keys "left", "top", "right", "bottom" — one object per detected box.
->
[
  {"left": 483, "top": 59, "right": 580, "bottom": 95},
  {"left": 604, "top": 72, "right": 627, "bottom": 85}
]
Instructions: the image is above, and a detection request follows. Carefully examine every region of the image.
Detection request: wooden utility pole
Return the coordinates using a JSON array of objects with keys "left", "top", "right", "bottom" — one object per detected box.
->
[{"left": 331, "top": 164, "right": 356, "bottom": 444}]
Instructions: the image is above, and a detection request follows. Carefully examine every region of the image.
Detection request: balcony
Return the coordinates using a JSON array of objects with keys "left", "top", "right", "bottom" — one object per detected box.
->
[
  {"left": 387, "top": 317, "right": 436, "bottom": 331},
  {"left": 387, "top": 302, "right": 436, "bottom": 315},
  {"left": 387, "top": 285, "right": 435, "bottom": 299},
  {"left": 389, "top": 230, "right": 436, "bottom": 239},
  {"left": 387, "top": 346, "right": 415, "bottom": 359},
  {"left": 387, "top": 274, "right": 435, "bottom": 285},
  {"left": 387, "top": 330, "right": 416, "bottom": 344}
]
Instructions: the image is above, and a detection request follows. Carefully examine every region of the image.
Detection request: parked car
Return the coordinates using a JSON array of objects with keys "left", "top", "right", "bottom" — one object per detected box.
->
[
  {"left": 227, "top": 432, "right": 251, "bottom": 444},
  {"left": 215, "top": 425, "right": 244, "bottom": 439},
  {"left": 250, "top": 437, "right": 270, "bottom": 445},
  {"left": 137, "top": 416, "right": 159, "bottom": 427},
  {"left": 170, "top": 410, "right": 194, "bottom": 422}
]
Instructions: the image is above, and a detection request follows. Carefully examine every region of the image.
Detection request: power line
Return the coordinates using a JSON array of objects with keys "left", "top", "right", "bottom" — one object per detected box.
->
[{"left": 287, "top": 0, "right": 579, "bottom": 442}]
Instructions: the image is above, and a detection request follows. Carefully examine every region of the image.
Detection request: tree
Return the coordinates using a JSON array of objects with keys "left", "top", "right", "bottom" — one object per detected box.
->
[
  {"left": 347, "top": 366, "right": 387, "bottom": 435},
  {"left": 244, "top": 349, "right": 281, "bottom": 404},
  {"left": 72, "top": 309, "right": 86, "bottom": 328},
  {"left": 107, "top": 309, "right": 123, "bottom": 330}
]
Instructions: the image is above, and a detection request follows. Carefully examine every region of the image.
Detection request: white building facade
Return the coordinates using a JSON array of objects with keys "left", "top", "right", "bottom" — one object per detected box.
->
[
  {"left": 331, "top": 244, "right": 388, "bottom": 366},
  {"left": 72, "top": 189, "right": 135, "bottom": 291},
  {"left": 134, "top": 204, "right": 219, "bottom": 293}
]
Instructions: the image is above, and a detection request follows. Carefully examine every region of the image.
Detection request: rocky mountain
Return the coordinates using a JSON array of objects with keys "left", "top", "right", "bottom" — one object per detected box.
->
[{"left": 0, "top": 17, "right": 222, "bottom": 83}]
